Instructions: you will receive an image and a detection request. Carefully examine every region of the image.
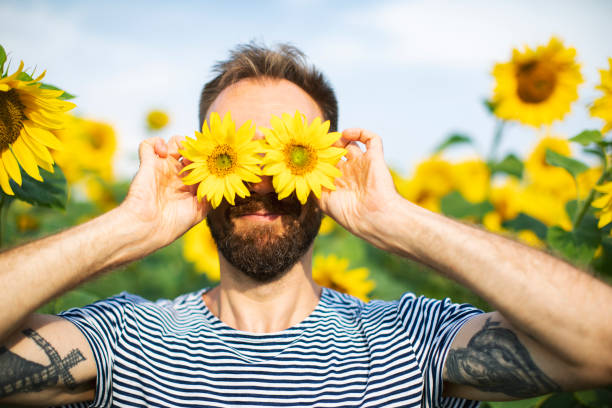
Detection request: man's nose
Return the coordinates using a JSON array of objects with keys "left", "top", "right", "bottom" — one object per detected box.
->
[{"left": 249, "top": 175, "right": 274, "bottom": 195}]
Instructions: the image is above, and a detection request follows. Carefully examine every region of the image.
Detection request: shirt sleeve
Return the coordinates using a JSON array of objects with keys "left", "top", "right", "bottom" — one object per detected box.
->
[
  {"left": 57, "top": 292, "right": 139, "bottom": 408},
  {"left": 398, "top": 293, "right": 483, "bottom": 408}
]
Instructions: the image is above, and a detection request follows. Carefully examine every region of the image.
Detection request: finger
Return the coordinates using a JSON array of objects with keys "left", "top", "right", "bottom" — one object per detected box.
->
[
  {"left": 342, "top": 128, "right": 384, "bottom": 156},
  {"left": 154, "top": 138, "right": 168, "bottom": 158},
  {"left": 345, "top": 141, "right": 362, "bottom": 161},
  {"left": 139, "top": 137, "right": 165, "bottom": 164},
  {"left": 168, "top": 135, "right": 186, "bottom": 160},
  {"left": 253, "top": 129, "right": 265, "bottom": 141},
  {"left": 332, "top": 136, "right": 352, "bottom": 149}
]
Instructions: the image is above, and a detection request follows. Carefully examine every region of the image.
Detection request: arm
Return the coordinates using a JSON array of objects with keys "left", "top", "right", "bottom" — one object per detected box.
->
[
  {"left": 319, "top": 128, "right": 612, "bottom": 398},
  {"left": 0, "top": 136, "right": 207, "bottom": 404}
]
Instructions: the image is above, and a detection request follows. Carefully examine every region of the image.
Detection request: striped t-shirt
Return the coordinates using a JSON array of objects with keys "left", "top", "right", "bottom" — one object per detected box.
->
[{"left": 59, "top": 287, "right": 482, "bottom": 407}]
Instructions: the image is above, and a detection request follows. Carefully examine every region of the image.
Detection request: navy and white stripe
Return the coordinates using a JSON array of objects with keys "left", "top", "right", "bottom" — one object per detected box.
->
[{"left": 59, "top": 288, "right": 482, "bottom": 407}]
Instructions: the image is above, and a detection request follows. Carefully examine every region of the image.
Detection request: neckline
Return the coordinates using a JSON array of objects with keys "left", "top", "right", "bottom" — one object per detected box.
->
[{"left": 195, "top": 286, "right": 328, "bottom": 337}]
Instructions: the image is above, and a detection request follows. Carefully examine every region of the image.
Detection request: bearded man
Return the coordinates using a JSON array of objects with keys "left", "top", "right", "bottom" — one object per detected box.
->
[{"left": 0, "top": 43, "right": 611, "bottom": 408}]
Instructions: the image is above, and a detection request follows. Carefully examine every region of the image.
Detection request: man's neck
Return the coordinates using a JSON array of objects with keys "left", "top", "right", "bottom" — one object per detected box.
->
[{"left": 202, "top": 250, "right": 321, "bottom": 333}]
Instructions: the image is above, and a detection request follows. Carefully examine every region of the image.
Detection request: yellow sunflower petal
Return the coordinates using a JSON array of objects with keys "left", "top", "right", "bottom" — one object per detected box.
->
[
  {"left": 12, "top": 138, "right": 42, "bottom": 181},
  {"left": 1, "top": 149, "right": 22, "bottom": 185},
  {"left": 23, "top": 122, "right": 63, "bottom": 150},
  {"left": 0, "top": 161, "right": 14, "bottom": 195}
]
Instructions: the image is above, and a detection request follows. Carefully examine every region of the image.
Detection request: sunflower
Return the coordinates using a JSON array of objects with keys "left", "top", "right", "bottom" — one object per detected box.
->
[
  {"left": 524, "top": 136, "right": 575, "bottom": 201},
  {"left": 183, "top": 220, "right": 220, "bottom": 281},
  {"left": 592, "top": 181, "right": 612, "bottom": 228},
  {"left": 0, "top": 61, "right": 74, "bottom": 195},
  {"left": 260, "top": 111, "right": 345, "bottom": 204},
  {"left": 179, "top": 111, "right": 263, "bottom": 208},
  {"left": 54, "top": 116, "right": 117, "bottom": 183},
  {"left": 394, "top": 156, "right": 455, "bottom": 212},
  {"left": 492, "top": 37, "right": 583, "bottom": 127},
  {"left": 590, "top": 58, "right": 612, "bottom": 134},
  {"left": 312, "top": 254, "right": 375, "bottom": 302},
  {"left": 146, "top": 109, "right": 170, "bottom": 131}
]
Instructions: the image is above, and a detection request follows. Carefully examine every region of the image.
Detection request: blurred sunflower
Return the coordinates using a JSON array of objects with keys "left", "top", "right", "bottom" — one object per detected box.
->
[
  {"left": 183, "top": 220, "right": 220, "bottom": 281},
  {"left": 146, "top": 109, "right": 170, "bottom": 131},
  {"left": 0, "top": 61, "right": 74, "bottom": 195},
  {"left": 54, "top": 116, "right": 117, "bottom": 183},
  {"left": 592, "top": 181, "right": 612, "bottom": 228},
  {"left": 180, "top": 112, "right": 263, "bottom": 208},
  {"left": 261, "top": 111, "right": 345, "bottom": 204},
  {"left": 319, "top": 215, "right": 338, "bottom": 235},
  {"left": 524, "top": 136, "right": 575, "bottom": 201},
  {"left": 312, "top": 254, "right": 375, "bottom": 302},
  {"left": 395, "top": 156, "right": 455, "bottom": 212},
  {"left": 452, "top": 159, "right": 490, "bottom": 203},
  {"left": 590, "top": 58, "right": 612, "bottom": 134},
  {"left": 492, "top": 37, "right": 582, "bottom": 127}
]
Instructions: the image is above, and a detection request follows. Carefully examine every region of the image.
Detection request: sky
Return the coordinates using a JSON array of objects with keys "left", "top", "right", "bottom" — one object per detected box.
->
[{"left": 1, "top": 0, "right": 611, "bottom": 177}]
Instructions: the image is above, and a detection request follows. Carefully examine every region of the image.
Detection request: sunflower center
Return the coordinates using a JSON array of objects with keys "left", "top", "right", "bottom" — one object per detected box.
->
[
  {"left": 207, "top": 144, "right": 237, "bottom": 176},
  {"left": 0, "top": 90, "right": 27, "bottom": 150},
  {"left": 285, "top": 143, "right": 317, "bottom": 175},
  {"left": 516, "top": 60, "right": 557, "bottom": 103}
]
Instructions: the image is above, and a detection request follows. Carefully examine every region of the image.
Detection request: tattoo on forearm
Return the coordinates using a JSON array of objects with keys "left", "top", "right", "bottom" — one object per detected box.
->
[
  {"left": 0, "top": 328, "right": 85, "bottom": 397},
  {"left": 446, "top": 318, "right": 560, "bottom": 398}
]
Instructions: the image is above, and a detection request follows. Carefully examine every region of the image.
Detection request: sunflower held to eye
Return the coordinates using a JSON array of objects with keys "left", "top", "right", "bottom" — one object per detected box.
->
[
  {"left": 0, "top": 59, "right": 75, "bottom": 195},
  {"left": 491, "top": 37, "right": 583, "bottom": 127},
  {"left": 179, "top": 111, "right": 263, "bottom": 208},
  {"left": 260, "top": 111, "right": 346, "bottom": 204}
]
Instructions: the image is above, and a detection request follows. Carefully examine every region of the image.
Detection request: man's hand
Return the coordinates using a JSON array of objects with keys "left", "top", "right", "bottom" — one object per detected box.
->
[
  {"left": 121, "top": 136, "right": 209, "bottom": 251},
  {"left": 318, "top": 128, "right": 400, "bottom": 241}
]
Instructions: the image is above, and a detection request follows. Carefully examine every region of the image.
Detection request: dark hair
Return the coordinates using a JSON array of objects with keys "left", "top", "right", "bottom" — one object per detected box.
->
[{"left": 199, "top": 43, "right": 338, "bottom": 131}]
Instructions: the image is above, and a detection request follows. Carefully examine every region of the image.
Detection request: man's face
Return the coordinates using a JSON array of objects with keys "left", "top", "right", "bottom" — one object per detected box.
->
[{"left": 205, "top": 78, "right": 324, "bottom": 283}]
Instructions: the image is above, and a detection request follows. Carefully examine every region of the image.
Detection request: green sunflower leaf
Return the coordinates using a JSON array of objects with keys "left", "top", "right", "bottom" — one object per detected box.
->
[
  {"left": 569, "top": 130, "right": 603, "bottom": 146},
  {"left": 16, "top": 71, "right": 33, "bottom": 81},
  {"left": 0, "top": 44, "right": 6, "bottom": 75},
  {"left": 502, "top": 213, "right": 548, "bottom": 240},
  {"left": 440, "top": 191, "right": 493, "bottom": 219},
  {"left": 488, "top": 153, "right": 524, "bottom": 179},
  {"left": 547, "top": 225, "right": 600, "bottom": 266},
  {"left": 583, "top": 147, "right": 606, "bottom": 161},
  {"left": 433, "top": 133, "right": 473, "bottom": 153},
  {"left": 545, "top": 149, "right": 589, "bottom": 178},
  {"left": 483, "top": 99, "right": 497, "bottom": 114},
  {"left": 8, "top": 164, "right": 67, "bottom": 209},
  {"left": 39, "top": 83, "right": 76, "bottom": 100}
]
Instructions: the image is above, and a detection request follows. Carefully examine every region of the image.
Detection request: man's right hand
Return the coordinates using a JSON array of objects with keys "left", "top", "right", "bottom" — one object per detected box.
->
[{"left": 120, "top": 136, "right": 210, "bottom": 252}]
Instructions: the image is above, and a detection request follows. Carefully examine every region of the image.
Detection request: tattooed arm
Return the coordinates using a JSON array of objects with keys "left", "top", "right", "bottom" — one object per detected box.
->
[
  {"left": 320, "top": 129, "right": 612, "bottom": 397},
  {"left": 0, "top": 314, "right": 95, "bottom": 406}
]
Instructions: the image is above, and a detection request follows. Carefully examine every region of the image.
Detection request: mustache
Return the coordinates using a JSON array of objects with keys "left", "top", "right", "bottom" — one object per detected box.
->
[{"left": 227, "top": 193, "right": 302, "bottom": 218}]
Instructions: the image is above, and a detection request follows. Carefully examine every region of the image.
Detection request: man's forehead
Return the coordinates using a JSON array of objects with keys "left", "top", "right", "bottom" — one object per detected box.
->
[{"left": 206, "top": 78, "right": 323, "bottom": 128}]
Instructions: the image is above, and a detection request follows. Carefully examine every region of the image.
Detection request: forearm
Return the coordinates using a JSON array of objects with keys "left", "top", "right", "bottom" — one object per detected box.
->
[
  {"left": 363, "top": 197, "right": 612, "bottom": 370},
  {"left": 0, "top": 205, "right": 152, "bottom": 342}
]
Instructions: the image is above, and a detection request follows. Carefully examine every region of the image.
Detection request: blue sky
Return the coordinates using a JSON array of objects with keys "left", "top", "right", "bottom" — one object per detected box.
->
[{"left": 2, "top": 0, "right": 611, "bottom": 176}]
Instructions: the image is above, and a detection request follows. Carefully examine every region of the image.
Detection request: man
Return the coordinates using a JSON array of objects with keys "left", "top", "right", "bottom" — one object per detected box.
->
[{"left": 0, "top": 43, "right": 611, "bottom": 407}]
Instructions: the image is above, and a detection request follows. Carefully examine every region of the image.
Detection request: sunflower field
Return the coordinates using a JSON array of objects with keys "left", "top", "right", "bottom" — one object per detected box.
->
[{"left": 1, "top": 37, "right": 612, "bottom": 407}]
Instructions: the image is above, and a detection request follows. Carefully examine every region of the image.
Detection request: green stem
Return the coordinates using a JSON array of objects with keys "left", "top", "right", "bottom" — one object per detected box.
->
[
  {"left": 488, "top": 121, "right": 505, "bottom": 162},
  {"left": 573, "top": 166, "right": 611, "bottom": 231}
]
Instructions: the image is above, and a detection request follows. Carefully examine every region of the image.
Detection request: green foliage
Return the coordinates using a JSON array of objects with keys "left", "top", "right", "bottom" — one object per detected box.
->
[
  {"left": 570, "top": 130, "right": 604, "bottom": 146},
  {"left": 502, "top": 213, "right": 548, "bottom": 240},
  {"left": 489, "top": 153, "right": 524, "bottom": 179},
  {"left": 440, "top": 191, "right": 494, "bottom": 220},
  {"left": 545, "top": 149, "right": 589, "bottom": 178},
  {"left": 547, "top": 225, "right": 600, "bottom": 266},
  {"left": 39, "top": 83, "right": 76, "bottom": 100},
  {"left": 433, "top": 133, "right": 473, "bottom": 153},
  {"left": 0, "top": 44, "right": 6, "bottom": 74},
  {"left": 4, "top": 164, "right": 67, "bottom": 209}
]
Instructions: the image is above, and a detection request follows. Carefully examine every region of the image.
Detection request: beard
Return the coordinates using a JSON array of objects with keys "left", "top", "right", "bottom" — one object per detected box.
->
[{"left": 206, "top": 192, "right": 322, "bottom": 283}]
